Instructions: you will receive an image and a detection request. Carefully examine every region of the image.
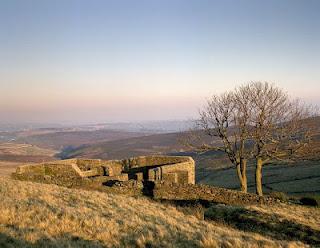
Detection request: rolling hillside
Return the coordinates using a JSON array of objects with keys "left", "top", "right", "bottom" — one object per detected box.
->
[{"left": 0, "top": 177, "right": 315, "bottom": 247}]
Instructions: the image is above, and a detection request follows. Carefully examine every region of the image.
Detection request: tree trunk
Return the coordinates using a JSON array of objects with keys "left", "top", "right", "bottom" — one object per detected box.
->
[
  {"left": 236, "top": 160, "right": 247, "bottom": 193},
  {"left": 255, "top": 157, "right": 263, "bottom": 196},
  {"left": 241, "top": 159, "right": 247, "bottom": 193}
]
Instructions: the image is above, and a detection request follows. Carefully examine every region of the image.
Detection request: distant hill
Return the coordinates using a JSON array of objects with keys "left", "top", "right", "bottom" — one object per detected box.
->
[
  {"left": 62, "top": 116, "right": 320, "bottom": 159},
  {"left": 59, "top": 132, "right": 187, "bottom": 159},
  {"left": 85, "top": 119, "right": 195, "bottom": 133},
  {"left": 9, "top": 119, "right": 195, "bottom": 150},
  {"left": 15, "top": 129, "right": 151, "bottom": 150}
]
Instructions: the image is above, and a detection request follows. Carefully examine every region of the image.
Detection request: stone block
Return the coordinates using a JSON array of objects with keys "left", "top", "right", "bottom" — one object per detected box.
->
[
  {"left": 162, "top": 172, "right": 178, "bottom": 184},
  {"left": 136, "top": 172, "right": 144, "bottom": 181}
]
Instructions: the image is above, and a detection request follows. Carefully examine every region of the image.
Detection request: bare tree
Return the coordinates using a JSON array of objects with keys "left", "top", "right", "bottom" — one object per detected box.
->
[
  {"left": 183, "top": 92, "right": 251, "bottom": 192},
  {"left": 183, "top": 82, "right": 317, "bottom": 196},
  {"left": 236, "top": 82, "right": 317, "bottom": 196}
]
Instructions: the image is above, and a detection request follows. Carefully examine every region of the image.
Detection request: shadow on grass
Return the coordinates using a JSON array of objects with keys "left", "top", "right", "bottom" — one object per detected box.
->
[
  {"left": 205, "top": 205, "right": 320, "bottom": 246},
  {"left": 157, "top": 199, "right": 210, "bottom": 220},
  {"left": 0, "top": 232, "right": 104, "bottom": 248}
]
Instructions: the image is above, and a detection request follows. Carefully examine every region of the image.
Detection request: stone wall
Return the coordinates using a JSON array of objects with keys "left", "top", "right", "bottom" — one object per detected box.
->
[
  {"left": 12, "top": 162, "right": 85, "bottom": 187},
  {"left": 160, "top": 160, "right": 195, "bottom": 184},
  {"left": 153, "top": 183, "right": 277, "bottom": 205},
  {"left": 12, "top": 156, "right": 195, "bottom": 188},
  {"left": 122, "top": 156, "right": 195, "bottom": 184}
]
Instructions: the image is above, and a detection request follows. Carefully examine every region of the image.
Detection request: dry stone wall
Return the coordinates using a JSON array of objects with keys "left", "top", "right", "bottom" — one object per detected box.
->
[
  {"left": 13, "top": 162, "right": 85, "bottom": 187},
  {"left": 153, "top": 183, "right": 278, "bottom": 205}
]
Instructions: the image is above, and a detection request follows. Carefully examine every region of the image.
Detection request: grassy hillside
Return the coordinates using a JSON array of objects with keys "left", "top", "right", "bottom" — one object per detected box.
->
[
  {"left": 0, "top": 177, "right": 313, "bottom": 248},
  {"left": 199, "top": 160, "right": 320, "bottom": 195}
]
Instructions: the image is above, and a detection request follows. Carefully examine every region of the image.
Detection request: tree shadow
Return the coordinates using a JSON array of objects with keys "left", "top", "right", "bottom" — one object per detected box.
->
[
  {"left": 204, "top": 204, "right": 320, "bottom": 246},
  {"left": 156, "top": 199, "right": 212, "bottom": 220},
  {"left": 0, "top": 232, "right": 104, "bottom": 248}
]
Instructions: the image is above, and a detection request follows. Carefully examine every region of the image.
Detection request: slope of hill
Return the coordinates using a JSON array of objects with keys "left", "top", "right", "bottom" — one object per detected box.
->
[
  {"left": 59, "top": 132, "right": 186, "bottom": 159},
  {"left": 0, "top": 177, "right": 313, "bottom": 247},
  {"left": 15, "top": 129, "right": 150, "bottom": 150}
]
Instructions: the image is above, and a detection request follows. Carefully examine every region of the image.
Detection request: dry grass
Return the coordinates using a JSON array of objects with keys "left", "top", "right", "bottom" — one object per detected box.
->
[
  {"left": 0, "top": 161, "right": 24, "bottom": 177},
  {"left": 248, "top": 203, "right": 320, "bottom": 232},
  {"left": 0, "top": 177, "right": 307, "bottom": 248},
  {"left": 205, "top": 203, "right": 320, "bottom": 246}
]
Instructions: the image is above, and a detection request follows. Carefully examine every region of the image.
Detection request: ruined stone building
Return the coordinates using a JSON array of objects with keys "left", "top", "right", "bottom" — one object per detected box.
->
[
  {"left": 11, "top": 156, "right": 278, "bottom": 205},
  {"left": 12, "top": 156, "right": 195, "bottom": 189}
]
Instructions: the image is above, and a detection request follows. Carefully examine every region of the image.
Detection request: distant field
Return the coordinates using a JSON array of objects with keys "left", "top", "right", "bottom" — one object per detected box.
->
[
  {"left": 0, "top": 142, "right": 57, "bottom": 162},
  {"left": 0, "top": 143, "right": 56, "bottom": 157},
  {"left": 0, "top": 142, "right": 57, "bottom": 176}
]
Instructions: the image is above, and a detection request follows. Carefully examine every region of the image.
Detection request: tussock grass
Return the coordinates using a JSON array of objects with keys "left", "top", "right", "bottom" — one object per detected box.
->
[
  {"left": 0, "top": 177, "right": 309, "bottom": 248},
  {"left": 248, "top": 203, "right": 320, "bottom": 231},
  {"left": 205, "top": 203, "right": 320, "bottom": 246}
]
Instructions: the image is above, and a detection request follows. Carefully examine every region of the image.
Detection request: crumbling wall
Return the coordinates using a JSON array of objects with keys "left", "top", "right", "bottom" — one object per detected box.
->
[
  {"left": 104, "top": 160, "right": 123, "bottom": 176},
  {"left": 121, "top": 156, "right": 195, "bottom": 184},
  {"left": 12, "top": 156, "right": 195, "bottom": 188},
  {"left": 12, "top": 162, "right": 85, "bottom": 187},
  {"left": 160, "top": 159, "right": 195, "bottom": 184},
  {"left": 76, "top": 159, "right": 103, "bottom": 170},
  {"left": 153, "top": 183, "right": 277, "bottom": 205},
  {"left": 86, "top": 180, "right": 145, "bottom": 196}
]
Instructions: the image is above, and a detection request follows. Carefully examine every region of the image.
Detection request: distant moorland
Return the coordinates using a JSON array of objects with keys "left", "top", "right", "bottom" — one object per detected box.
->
[{"left": 0, "top": 117, "right": 319, "bottom": 196}]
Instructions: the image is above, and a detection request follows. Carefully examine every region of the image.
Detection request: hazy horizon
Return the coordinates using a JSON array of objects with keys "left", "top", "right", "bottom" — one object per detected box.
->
[{"left": 1, "top": 0, "right": 319, "bottom": 123}]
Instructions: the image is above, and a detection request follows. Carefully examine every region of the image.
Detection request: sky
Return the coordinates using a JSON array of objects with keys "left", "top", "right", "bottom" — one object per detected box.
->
[{"left": 0, "top": 0, "right": 319, "bottom": 124}]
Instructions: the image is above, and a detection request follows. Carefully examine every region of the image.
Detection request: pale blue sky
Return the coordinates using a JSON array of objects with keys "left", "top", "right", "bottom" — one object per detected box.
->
[{"left": 0, "top": 0, "right": 319, "bottom": 123}]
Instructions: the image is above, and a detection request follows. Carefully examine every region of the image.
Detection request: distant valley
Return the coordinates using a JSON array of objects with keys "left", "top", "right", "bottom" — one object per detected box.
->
[{"left": 0, "top": 118, "right": 319, "bottom": 196}]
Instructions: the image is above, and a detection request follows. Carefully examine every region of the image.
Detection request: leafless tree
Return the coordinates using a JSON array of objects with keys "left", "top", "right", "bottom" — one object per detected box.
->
[
  {"left": 236, "top": 82, "right": 317, "bottom": 196},
  {"left": 183, "top": 82, "right": 318, "bottom": 196},
  {"left": 182, "top": 92, "right": 251, "bottom": 193}
]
